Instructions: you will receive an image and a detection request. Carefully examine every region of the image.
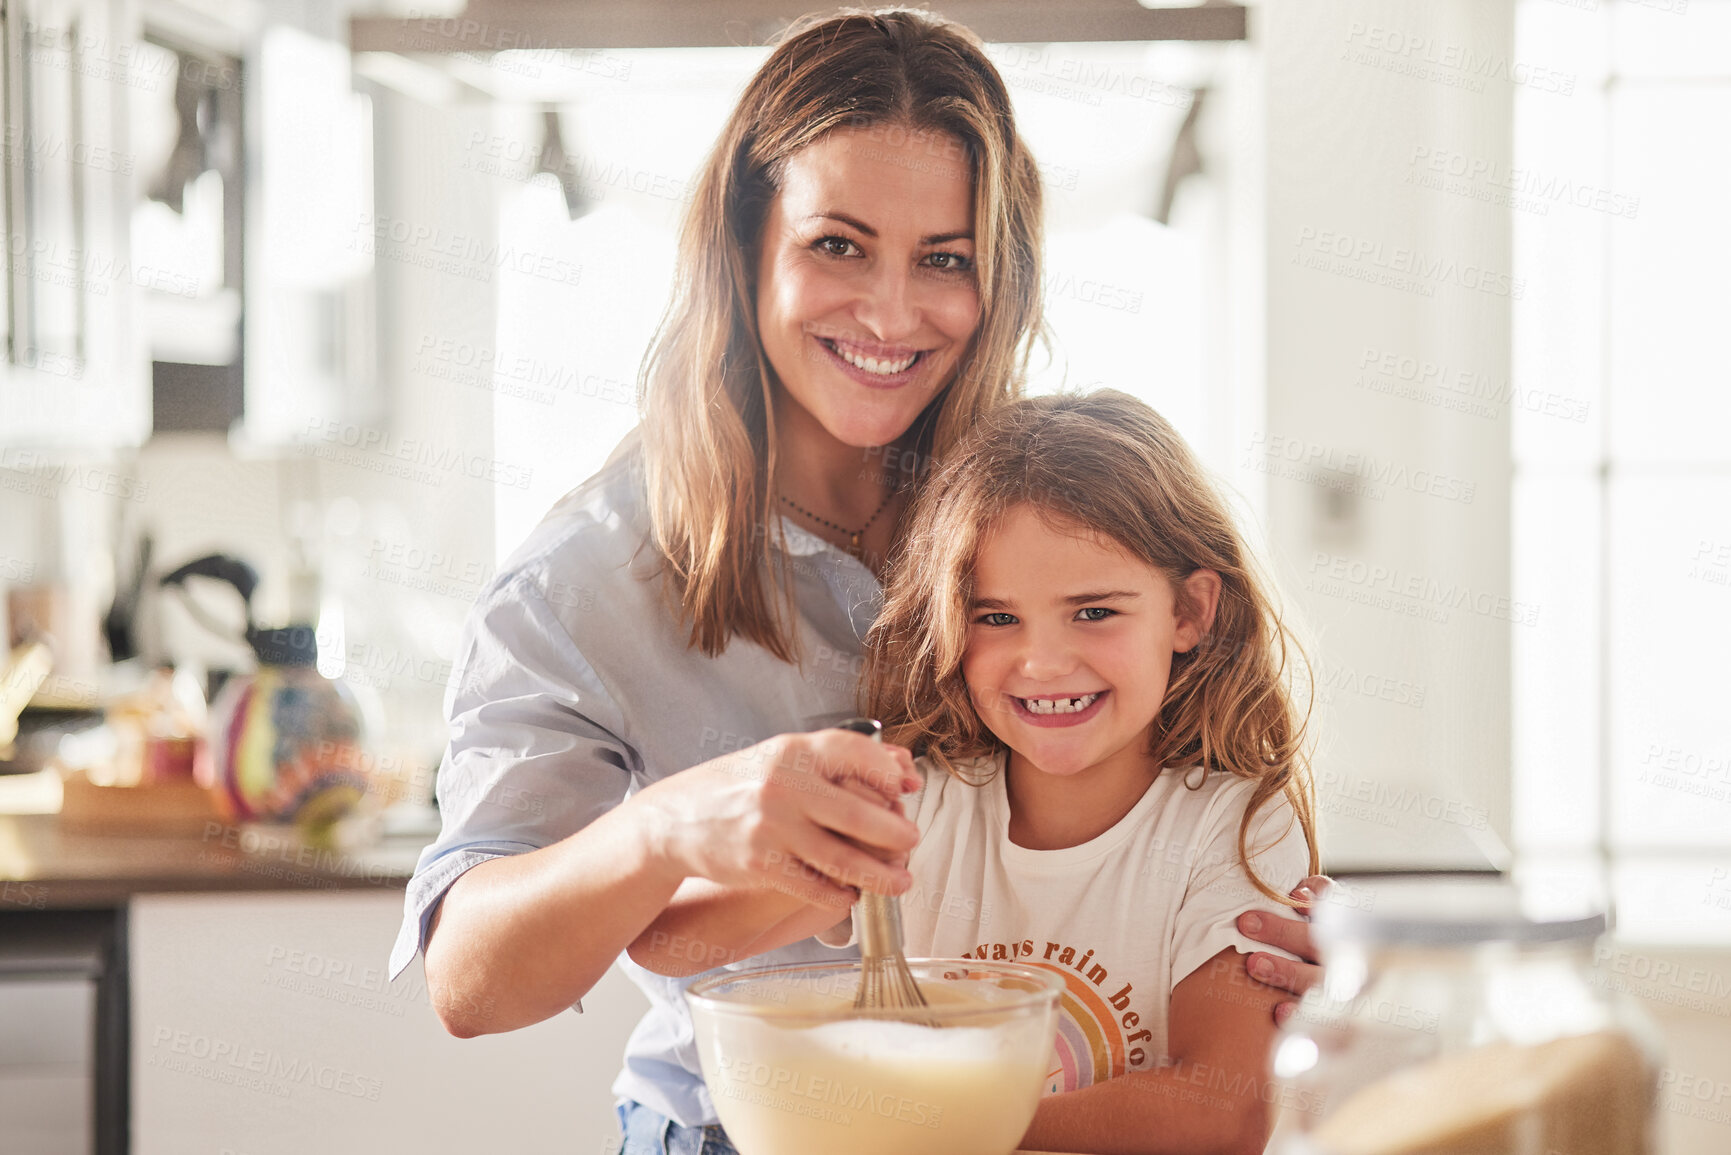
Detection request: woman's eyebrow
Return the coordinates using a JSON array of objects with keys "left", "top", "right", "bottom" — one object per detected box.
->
[
  {"left": 805, "top": 212, "right": 973, "bottom": 245},
  {"left": 807, "top": 211, "right": 877, "bottom": 236}
]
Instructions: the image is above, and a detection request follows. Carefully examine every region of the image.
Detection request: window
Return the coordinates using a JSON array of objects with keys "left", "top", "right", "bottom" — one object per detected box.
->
[{"left": 1511, "top": 0, "right": 1731, "bottom": 942}]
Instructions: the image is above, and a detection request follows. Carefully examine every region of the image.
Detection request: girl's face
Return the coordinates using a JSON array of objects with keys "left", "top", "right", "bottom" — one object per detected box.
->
[
  {"left": 754, "top": 123, "right": 981, "bottom": 450},
  {"left": 962, "top": 504, "right": 1219, "bottom": 785}
]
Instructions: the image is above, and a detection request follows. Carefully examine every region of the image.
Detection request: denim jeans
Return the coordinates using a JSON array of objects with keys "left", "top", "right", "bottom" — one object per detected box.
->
[{"left": 616, "top": 1099, "right": 741, "bottom": 1155}]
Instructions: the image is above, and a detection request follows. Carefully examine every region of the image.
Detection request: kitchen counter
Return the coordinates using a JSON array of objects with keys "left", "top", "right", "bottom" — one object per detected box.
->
[{"left": 0, "top": 812, "right": 419, "bottom": 909}]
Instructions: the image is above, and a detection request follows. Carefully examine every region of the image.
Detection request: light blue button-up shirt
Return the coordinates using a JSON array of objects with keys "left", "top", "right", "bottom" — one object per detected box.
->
[{"left": 389, "top": 430, "right": 880, "bottom": 1126}]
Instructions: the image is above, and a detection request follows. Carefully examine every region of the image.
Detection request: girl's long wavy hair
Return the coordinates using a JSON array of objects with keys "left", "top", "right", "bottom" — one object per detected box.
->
[
  {"left": 863, "top": 391, "right": 1319, "bottom": 904},
  {"left": 640, "top": 8, "right": 1046, "bottom": 661}
]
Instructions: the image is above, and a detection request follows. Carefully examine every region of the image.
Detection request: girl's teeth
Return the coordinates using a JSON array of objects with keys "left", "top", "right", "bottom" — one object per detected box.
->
[
  {"left": 1021, "top": 693, "right": 1100, "bottom": 715},
  {"left": 832, "top": 342, "right": 917, "bottom": 375}
]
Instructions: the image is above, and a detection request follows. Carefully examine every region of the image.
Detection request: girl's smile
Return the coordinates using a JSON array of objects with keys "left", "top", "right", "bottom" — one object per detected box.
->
[{"left": 1009, "top": 689, "right": 1110, "bottom": 727}]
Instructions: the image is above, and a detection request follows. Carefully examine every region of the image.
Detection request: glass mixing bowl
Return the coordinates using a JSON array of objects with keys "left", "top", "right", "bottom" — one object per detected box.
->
[{"left": 686, "top": 958, "right": 1064, "bottom": 1155}]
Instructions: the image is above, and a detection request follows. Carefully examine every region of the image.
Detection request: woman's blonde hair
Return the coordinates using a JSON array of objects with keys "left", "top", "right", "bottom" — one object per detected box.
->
[
  {"left": 863, "top": 390, "right": 1320, "bottom": 903},
  {"left": 639, "top": 8, "right": 1045, "bottom": 661}
]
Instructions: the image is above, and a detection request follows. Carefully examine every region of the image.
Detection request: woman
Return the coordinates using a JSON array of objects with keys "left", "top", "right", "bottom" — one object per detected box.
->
[{"left": 390, "top": 9, "right": 1323, "bottom": 1153}]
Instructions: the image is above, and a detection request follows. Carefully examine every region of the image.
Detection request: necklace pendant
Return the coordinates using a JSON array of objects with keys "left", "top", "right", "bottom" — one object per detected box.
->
[{"left": 848, "top": 532, "right": 863, "bottom": 557}]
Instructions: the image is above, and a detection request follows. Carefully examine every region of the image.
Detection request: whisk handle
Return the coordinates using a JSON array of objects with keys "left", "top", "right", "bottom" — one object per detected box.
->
[
  {"left": 857, "top": 890, "right": 911, "bottom": 959},
  {"left": 829, "top": 718, "right": 905, "bottom": 958},
  {"left": 831, "top": 717, "right": 883, "bottom": 740}
]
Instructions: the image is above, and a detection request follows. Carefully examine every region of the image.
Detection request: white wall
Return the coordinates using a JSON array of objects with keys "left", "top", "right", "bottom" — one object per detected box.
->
[{"left": 1261, "top": 0, "right": 1516, "bottom": 872}]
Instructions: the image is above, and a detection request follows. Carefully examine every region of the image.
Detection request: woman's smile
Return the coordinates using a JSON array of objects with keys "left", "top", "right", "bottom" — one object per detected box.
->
[{"left": 813, "top": 334, "right": 928, "bottom": 388}]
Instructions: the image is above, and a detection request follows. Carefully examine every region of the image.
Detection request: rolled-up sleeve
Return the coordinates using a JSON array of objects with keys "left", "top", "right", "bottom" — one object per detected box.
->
[
  {"left": 1168, "top": 783, "right": 1312, "bottom": 988},
  {"left": 389, "top": 569, "right": 638, "bottom": 980}
]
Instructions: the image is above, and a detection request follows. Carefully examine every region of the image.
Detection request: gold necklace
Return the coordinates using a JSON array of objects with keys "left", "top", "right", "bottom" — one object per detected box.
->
[{"left": 778, "top": 485, "right": 899, "bottom": 559}]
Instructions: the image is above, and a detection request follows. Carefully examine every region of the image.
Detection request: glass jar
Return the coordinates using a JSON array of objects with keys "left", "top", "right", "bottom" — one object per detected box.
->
[{"left": 1271, "top": 878, "right": 1664, "bottom": 1155}]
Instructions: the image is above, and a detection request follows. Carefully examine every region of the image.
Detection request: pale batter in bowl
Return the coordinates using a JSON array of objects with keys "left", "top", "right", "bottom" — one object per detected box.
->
[{"left": 687, "top": 959, "right": 1064, "bottom": 1155}]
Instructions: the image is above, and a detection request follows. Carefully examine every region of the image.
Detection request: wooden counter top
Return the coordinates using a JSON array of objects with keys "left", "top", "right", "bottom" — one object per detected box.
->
[{"left": 0, "top": 812, "right": 420, "bottom": 909}]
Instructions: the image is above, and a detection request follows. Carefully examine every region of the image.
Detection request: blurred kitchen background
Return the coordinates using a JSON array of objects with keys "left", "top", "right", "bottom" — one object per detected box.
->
[{"left": 0, "top": 0, "right": 1726, "bottom": 1152}]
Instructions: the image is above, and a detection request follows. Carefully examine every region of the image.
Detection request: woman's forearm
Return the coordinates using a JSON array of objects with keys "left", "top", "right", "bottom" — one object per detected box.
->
[
  {"left": 628, "top": 878, "right": 850, "bottom": 976},
  {"left": 423, "top": 793, "right": 687, "bottom": 1037}
]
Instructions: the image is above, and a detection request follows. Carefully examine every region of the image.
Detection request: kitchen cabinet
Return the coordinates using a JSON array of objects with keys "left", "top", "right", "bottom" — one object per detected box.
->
[
  {"left": 0, "top": 0, "right": 149, "bottom": 449},
  {"left": 0, "top": 813, "right": 647, "bottom": 1152},
  {"left": 130, "top": 891, "right": 647, "bottom": 1155},
  {"left": 0, "top": 0, "right": 379, "bottom": 450}
]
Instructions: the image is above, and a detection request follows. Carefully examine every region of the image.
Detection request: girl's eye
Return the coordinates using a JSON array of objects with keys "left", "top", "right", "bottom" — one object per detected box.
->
[
  {"left": 1076, "top": 607, "right": 1115, "bottom": 622},
  {"left": 978, "top": 612, "right": 1017, "bottom": 627},
  {"left": 923, "top": 251, "right": 973, "bottom": 273},
  {"left": 816, "top": 236, "right": 861, "bottom": 258}
]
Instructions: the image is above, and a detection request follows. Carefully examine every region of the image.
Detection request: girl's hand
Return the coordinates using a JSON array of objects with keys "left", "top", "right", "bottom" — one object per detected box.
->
[
  {"left": 633, "top": 729, "right": 920, "bottom": 908},
  {"left": 1237, "top": 874, "right": 1331, "bottom": 1024}
]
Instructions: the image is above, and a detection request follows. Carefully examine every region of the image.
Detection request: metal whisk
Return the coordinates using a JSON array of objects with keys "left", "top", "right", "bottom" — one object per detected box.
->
[{"left": 832, "top": 718, "right": 932, "bottom": 1020}]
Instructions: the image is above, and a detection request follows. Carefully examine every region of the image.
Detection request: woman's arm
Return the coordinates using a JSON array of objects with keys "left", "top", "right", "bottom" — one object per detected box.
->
[
  {"left": 425, "top": 797, "right": 685, "bottom": 1036},
  {"left": 423, "top": 729, "right": 917, "bottom": 1037},
  {"left": 1016, "top": 947, "right": 1283, "bottom": 1155},
  {"left": 625, "top": 876, "right": 852, "bottom": 976}
]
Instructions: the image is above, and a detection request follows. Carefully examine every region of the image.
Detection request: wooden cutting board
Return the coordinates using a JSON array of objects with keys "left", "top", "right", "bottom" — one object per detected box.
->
[{"left": 59, "top": 768, "right": 222, "bottom": 835}]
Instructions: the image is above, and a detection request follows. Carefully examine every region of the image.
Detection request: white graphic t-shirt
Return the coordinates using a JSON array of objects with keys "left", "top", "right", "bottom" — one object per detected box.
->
[{"left": 832, "top": 752, "right": 1311, "bottom": 1094}]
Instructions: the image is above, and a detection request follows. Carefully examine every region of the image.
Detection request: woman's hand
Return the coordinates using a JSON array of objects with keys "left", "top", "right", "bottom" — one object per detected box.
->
[
  {"left": 633, "top": 728, "right": 920, "bottom": 906},
  {"left": 1237, "top": 874, "right": 1331, "bottom": 1025},
  {"left": 622, "top": 730, "right": 919, "bottom": 978}
]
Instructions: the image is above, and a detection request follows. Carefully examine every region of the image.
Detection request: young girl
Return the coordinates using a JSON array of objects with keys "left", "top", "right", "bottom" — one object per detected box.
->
[{"left": 634, "top": 390, "right": 1319, "bottom": 1154}]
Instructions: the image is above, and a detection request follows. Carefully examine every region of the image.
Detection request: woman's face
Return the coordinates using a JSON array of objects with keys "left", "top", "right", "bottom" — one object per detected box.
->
[{"left": 755, "top": 123, "right": 981, "bottom": 450}]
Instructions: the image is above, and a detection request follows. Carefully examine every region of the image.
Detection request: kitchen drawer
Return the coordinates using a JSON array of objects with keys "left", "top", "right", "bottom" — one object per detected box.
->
[
  {"left": 0, "top": 978, "right": 94, "bottom": 1066},
  {"left": 0, "top": 935, "right": 108, "bottom": 1155},
  {"left": 0, "top": 1068, "right": 92, "bottom": 1155}
]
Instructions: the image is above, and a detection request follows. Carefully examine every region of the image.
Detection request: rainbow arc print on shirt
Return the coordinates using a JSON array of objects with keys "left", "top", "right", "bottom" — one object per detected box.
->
[
  {"left": 960, "top": 939, "right": 1153, "bottom": 1093},
  {"left": 1035, "top": 961, "right": 1126, "bottom": 1093}
]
